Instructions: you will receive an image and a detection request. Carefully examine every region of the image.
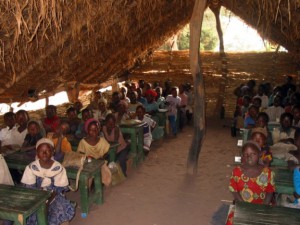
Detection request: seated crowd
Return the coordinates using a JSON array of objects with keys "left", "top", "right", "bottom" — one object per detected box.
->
[
  {"left": 233, "top": 76, "right": 300, "bottom": 132},
  {"left": 227, "top": 76, "right": 300, "bottom": 223},
  {"left": 0, "top": 79, "right": 194, "bottom": 225}
]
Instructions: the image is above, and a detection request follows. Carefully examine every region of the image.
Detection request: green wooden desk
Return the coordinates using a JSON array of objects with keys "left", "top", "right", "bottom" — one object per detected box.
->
[
  {"left": 234, "top": 201, "right": 300, "bottom": 225},
  {"left": 156, "top": 110, "right": 168, "bottom": 136},
  {"left": 239, "top": 128, "right": 249, "bottom": 144},
  {"left": 108, "top": 142, "right": 120, "bottom": 162},
  {"left": 271, "top": 158, "right": 288, "bottom": 167},
  {"left": 120, "top": 122, "right": 145, "bottom": 166},
  {"left": 4, "top": 151, "right": 34, "bottom": 170},
  {"left": 0, "top": 184, "right": 50, "bottom": 225},
  {"left": 73, "top": 142, "right": 120, "bottom": 162},
  {"left": 5, "top": 152, "right": 104, "bottom": 218},
  {"left": 268, "top": 122, "right": 280, "bottom": 132},
  {"left": 67, "top": 159, "right": 104, "bottom": 218},
  {"left": 273, "top": 168, "right": 294, "bottom": 195}
]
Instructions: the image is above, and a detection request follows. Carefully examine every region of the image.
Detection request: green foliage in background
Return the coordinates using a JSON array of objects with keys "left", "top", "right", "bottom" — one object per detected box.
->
[
  {"left": 158, "top": 7, "right": 282, "bottom": 52},
  {"left": 159, "top": 8, "right": 218, "bottom": 51},
  {"left": 178, "top": 25, "right": 190, "bottom": 50}
]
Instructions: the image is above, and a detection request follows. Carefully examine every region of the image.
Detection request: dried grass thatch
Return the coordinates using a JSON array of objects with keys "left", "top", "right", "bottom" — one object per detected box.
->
[
  {"left": 0, "top": 0, "right": 195, "bottom": 103},
  {"left": 0, "top": 0, "right": 300, "bottom": 104}
]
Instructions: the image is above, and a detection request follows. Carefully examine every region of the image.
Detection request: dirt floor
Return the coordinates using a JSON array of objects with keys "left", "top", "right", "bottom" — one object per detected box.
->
[{"left": 69, "top": 117, "right": 239, "bottom": 225}]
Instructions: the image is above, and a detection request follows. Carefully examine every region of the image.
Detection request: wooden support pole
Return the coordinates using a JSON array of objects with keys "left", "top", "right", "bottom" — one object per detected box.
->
[{"left": 187, "top": 0, "right": 207, "bottom": 175}]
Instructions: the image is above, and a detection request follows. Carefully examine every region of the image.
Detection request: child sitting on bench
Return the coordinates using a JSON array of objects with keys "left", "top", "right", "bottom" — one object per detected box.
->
[
  {"left": 47, "top": 122, "right": 73, "bottom": 162},
  {"left": 21, "top": 120, "right": 43, "bottom": 153},
  {"left": 135, "top": 105, "right": 156, "bottom": 153},
  {"left": 77, "top": 118, "right": 110, "bottom": 160},
  {"left": 281, "top": 129, "right": 300, "bottom": 208},
  {"left": 277, "top": 112, "right": 296, "bottom": 144},
  {"left": 287, "top": 129, "right": 300, "bottom": 169},
  {"left": 21, "top": 138, "right": 75, "bottom": 225},
  {"left": 226, "top": 141, "right": 275, "bottom": 225},
  {"left": 102, "top": 114, "right": 129, "bottom": 176},
  {"left": 250, "top": 127, "right": 272, "bottom": 167}
]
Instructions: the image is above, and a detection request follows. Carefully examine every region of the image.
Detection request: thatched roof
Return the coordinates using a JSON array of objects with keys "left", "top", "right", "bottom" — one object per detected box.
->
[
  {"left": 0, "top": 0, "right": 194, "bottom": 103},
  {"left": 1, "top": 0, "right": 300, "bottom": 104}
]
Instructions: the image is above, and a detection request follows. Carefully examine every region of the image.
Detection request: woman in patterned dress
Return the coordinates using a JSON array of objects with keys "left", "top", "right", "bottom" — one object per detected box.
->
[{"left": 226, "top": 141, "right": 275, "bottom": 225}]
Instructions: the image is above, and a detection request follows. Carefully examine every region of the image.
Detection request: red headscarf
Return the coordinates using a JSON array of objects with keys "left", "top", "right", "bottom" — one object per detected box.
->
[
  {"left": 84, "top": 118, "right": 99, "bottom": 133},
  {"left": 145, "top": 89, "right": 157, "bottom": 98}
]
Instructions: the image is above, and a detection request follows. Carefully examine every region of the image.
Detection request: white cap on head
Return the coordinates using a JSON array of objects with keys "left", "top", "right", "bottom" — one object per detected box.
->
[{"left": 36, "top": 138, "right": 54, "bottom": 149}]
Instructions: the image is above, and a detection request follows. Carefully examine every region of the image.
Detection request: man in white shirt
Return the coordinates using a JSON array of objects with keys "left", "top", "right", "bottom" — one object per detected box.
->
[
  {"left": 166, "top": 87, "right": 181, "bottom": 137},
  {"left": 265, "top": 95, "right": 284, "bottom": 122},
  {"left": 255, "top": 84, "right": 269, "bottom": 109},
  {"left": 0, "top": 112, "right": 18, "bottom": 152},
  {"left": 11, "top": 110, "right": 29, "bottom": 147}
]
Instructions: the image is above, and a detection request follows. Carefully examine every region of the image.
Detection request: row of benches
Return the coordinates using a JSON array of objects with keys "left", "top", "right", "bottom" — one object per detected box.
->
[
  {"left": 0, "top": 110, "right": 176, "bottom": 224},
  {"left": 0, "top": 114, "right": 156, "bottom": 224}
]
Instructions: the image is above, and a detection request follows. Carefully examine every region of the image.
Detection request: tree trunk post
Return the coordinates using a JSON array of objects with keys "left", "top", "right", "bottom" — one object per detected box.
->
[{"left": 187, "top": 0, "right": 207, "bottom": 175}]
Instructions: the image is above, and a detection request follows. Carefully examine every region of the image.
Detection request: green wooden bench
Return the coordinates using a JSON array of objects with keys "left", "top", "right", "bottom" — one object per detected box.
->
[
  {"left": 234, "top": 201, "right": 300, "bottom": 224},
  {"left": 4, "top": 151, "right": 104, "bottom": 218},
  {"left": 66, "top": 159, "right": 104, "bottom": 218},
  {"left": 156, "top": 110, "right": 168, "bottom": 136},
  {"left": 120, "top": 122, "right": 145, "bottom": 166},
  {"left": 268, "top": 122, "right": 280, "bottom": 132},
  {"left": 0, "top": 184, "right": 50, "bottom": 225},
  {"left": 72, "top": 141, "right": 119, "bottom": 162},
  {"left": 239, "top": 128, "right": 249, "bottom": 144},
  {"left": 151, "top": 114, "right": 165, "bottom": 140},
  {"left": 273, "top": 168, "right": 294, "bottom": 195},
  {"left": 271, "top": 158, "right": 288, "bottom": 167},
  {"left": 107, "top": 142, "right": 120, "bottom": 162}
]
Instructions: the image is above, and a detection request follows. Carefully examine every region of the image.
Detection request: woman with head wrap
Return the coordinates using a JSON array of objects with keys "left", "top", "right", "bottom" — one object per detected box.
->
[
  {"left": 143, "top": 89, "right": 159, "bottom": 115},
  {"left": 77, "top": 118, "right": 110, "bottom": 160},
  {"left": 77, "top": 118, "right": 111, "bottom": 187},
  {"left": 21, "top": 138, "right": 75, "bottom": 225}
]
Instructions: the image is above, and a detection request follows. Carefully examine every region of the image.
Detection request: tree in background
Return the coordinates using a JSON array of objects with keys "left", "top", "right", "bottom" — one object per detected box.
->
[
  {"left": 177, "top": 25, "right": 190, "bottom": 50},
  {"left": 160, "top": 7, "right": 283, "bottom": 52},
  {"left": 160, "top": 9, "right": 218, "bottom": 51}
]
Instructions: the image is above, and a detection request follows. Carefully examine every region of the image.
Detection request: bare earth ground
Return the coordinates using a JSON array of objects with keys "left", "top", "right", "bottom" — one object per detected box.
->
[{"left": 69, "top": 117, "right": 239, "bottom": 225}]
